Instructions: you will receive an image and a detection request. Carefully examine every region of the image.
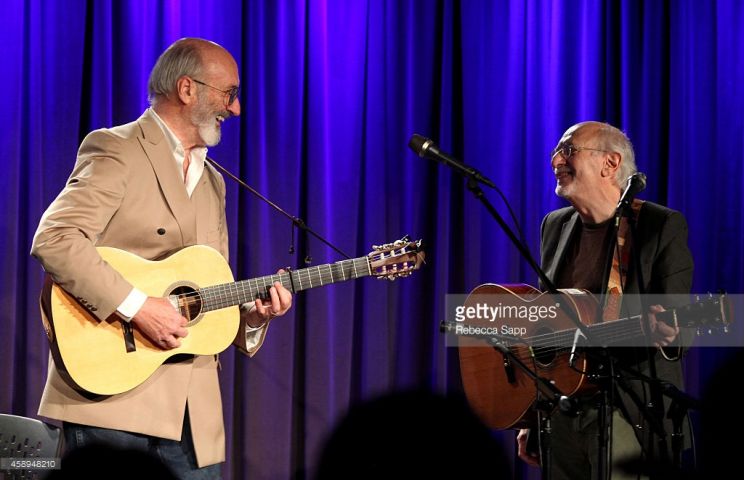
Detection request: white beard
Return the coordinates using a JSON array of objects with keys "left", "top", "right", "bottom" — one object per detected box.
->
[
  {"left": 198, "top": 122, "right": 221, "bottom": 147},
  {"left": 192, "top": 96, "right": 222, "bottom": 146},
  {"left": 555, "top": 183, "right": 572, "bottom": 198}
]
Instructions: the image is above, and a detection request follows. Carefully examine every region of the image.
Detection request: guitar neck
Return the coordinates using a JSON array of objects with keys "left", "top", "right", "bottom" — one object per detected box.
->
[
  {"left": 528, "top": 311, "right": 681, "bottom": 350},
  {"left": 198, "top": 256, "right": 372, "bottom": 312},
  {"left": 574, "top": 303, "right": 709, "bottom": 346},
  {"left": 586, "top": 315, "right": 645, "bottom": 344},
  {"left": 527, "top": 315, "right": 638, "bottom": 350}
]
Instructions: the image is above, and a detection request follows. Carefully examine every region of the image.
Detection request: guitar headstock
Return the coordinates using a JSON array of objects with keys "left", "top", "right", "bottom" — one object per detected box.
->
[
  {"left": 669, "top": 293, "right": 733, "bottom": 335},
  {"left": 368, "top": 236, "right": 425, "bottom": 281}
]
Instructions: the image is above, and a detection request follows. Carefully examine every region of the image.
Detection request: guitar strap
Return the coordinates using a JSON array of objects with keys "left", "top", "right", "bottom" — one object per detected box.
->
[{"left": 602, "top": 199, "right": 644, "bottom": 321}]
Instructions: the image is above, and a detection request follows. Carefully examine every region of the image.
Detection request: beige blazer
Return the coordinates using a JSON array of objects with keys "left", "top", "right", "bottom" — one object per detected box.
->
[{"left": 31, "top": 109, "right": 265, "bottom": 467}]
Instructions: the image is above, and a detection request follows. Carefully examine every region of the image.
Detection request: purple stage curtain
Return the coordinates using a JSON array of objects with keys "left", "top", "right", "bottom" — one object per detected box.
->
[{"left": 2, "top": 1, "right": 742, "bottom": 478}]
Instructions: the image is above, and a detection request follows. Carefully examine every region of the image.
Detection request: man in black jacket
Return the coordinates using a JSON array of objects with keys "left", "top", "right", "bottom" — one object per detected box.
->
[{"left": 516, "top": 121, "right": 694, "bottom": 479}]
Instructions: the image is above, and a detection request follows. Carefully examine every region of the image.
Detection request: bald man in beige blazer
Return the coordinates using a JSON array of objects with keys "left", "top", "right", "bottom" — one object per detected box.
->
[{"left": 31, "top": 38, "right": 292, "bottom": 476}]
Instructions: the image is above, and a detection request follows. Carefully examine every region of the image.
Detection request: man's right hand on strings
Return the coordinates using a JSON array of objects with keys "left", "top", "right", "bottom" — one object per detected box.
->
[{"left": 131, "top": 297, "right": 189, "bottom": 350}]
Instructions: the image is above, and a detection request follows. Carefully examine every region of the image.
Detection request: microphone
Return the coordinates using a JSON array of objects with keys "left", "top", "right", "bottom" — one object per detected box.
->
[
  {"left": 408, "top": 134, "right": 495, "bottom": 188},
  {"left": 408, "top": 134, "right": 458, "bottom": 167},
  {"left": 568, "top": 327, "right": 586, "bottom": 368},
  {"left": 616, "top": 172, "right": 647, "bottom": 212}
]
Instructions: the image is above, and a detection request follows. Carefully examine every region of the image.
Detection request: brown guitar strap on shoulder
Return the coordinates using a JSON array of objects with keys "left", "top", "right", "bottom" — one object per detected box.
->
[{"left": 602, "top": 199, "right": 644, "bottom": 321}]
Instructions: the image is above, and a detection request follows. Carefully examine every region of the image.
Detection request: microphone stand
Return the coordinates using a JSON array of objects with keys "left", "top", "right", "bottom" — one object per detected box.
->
[
  {"left": 461, "top": 176, "right": 590, "bottom": 336},
  {"left": 206, "top": 157, "right": 351, "bottom": 260},
  {"left": 594, "top": 177, "right": 675, "bottom": 480},
  {"left": 590, "top": 175, "right": 650, "bottom": 480},
  {"left": 436, "top": 160, "right": 593, "bottom": 480},
  {"left": 441, "top": 322, "right": 580, "bottom": 416},
  {"left": 441, "top": 321, "right": 580, "bottom": 480},
  {"left": 594, "top": 206, "right": 624, "bottom": 480}
]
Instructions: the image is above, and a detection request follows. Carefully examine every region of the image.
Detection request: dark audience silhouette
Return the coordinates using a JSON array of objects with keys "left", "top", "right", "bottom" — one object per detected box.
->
[
  {"left": 315, "top": 389, "right": 511, "bottom": 479},
  {"left": 698, "top": 348, "right": 744, "bottom": 479}
]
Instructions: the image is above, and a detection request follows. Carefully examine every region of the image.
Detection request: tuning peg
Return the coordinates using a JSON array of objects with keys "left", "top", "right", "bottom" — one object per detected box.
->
[{"left": 373, "top": 235, "right": 418, "bottom": 252}]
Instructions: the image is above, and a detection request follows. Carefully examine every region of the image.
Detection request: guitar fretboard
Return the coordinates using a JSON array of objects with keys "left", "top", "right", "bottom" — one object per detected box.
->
[
  {"left": 488, "top": 294, "right": 730, "bottom": 354},
  {"left": 198, "top": 256, "right": 372, "bottom": 312},
  {"left": 527, "top": 315, "right": 646, "bottom": 351}
]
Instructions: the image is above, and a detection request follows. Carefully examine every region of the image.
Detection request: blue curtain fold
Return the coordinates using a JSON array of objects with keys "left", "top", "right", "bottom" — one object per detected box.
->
[{"left": 3, "top": 1, "right": 743, "bottom": 478}]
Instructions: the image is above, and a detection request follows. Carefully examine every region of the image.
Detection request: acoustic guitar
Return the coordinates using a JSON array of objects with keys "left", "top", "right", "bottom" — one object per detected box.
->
[
  {"left": 40, "top": 238, "right": 424, "bottom": 396},
  {"left": 456, "top": 284, "right": 731, "bottom": 430}
]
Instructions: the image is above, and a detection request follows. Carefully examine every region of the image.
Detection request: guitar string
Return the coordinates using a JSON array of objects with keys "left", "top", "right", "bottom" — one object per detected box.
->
[
  {"left": 532, "top": 319, "right": 647, "bottom": 351},
  {"left": 478, "top": 315, "right": 656, "bottom": 363},
  {"left": 171, "top": 262, "right": 349, "bottom": 308},
  {"left": 528, "top": 316, "right": 646, "bottom": 349},
  {"left": 513, "top": 299, "right": 721, "bottom": 357},
  {"left": 169, "top": 248, "right": 419, "bottom": 312},
  {"left": 192, "top": 258, "right": 367, "bottom": 311}
]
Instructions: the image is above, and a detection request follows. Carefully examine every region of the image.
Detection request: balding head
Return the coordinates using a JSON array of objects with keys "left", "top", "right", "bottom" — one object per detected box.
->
[
  {"left": 147, "top": 38, "right": 232, "bottom": 106},
  {"left": 569, "top": 121, "right": 637, "bottom": 189}
]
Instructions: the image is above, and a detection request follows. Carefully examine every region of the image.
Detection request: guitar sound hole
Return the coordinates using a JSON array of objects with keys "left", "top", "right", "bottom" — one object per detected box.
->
[
  {"left": 532, "top": 326, "right": 557, "bottom": 367},
  {"left": 171, "top": 286, "right": 203, "bottom": 322}
]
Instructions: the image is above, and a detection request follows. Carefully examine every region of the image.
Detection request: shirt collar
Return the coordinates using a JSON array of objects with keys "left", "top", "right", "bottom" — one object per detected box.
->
[
  {"left": 148, "top": 107, "right": 207, "bottom": 196},
  {"left": 148, "top": 108, "right": 207, "bottom": 158}
]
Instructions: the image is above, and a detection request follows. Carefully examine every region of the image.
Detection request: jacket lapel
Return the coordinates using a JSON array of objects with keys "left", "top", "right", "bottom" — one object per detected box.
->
[
  {"left": 136, "top": 111, "right": 197, "bottom": 247},
  {"left": 544, "top": 211, "right": 580, "bottom": 284}
]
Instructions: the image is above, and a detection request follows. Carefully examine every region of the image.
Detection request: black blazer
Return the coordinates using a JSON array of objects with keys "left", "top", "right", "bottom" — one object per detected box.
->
[
  {"left": 541, "top": 201, "right": 693, "bottom": 297},
  {"left": 539, "top": 201, "right": 694, "bottom": 459}
]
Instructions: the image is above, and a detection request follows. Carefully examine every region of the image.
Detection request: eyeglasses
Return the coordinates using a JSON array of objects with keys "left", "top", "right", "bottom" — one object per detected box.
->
[
  {"left": 551, "top": 143, "right": 610, "bottom": 160},
  {"left": 191, "top": 78, "right": 240, "bottom": 106}
]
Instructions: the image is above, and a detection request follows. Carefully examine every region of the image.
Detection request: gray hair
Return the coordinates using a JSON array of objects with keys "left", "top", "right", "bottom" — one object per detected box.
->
[
  {"left": 577, "top": 121, "right": 637, "bottom": 189},
  {"left": 147, "top": 38, "right": 204, "bottom": 105}
]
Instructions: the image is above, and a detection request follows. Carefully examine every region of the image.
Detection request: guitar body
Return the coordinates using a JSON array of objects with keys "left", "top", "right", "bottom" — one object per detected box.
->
[
  {"left": 457, "top": 284, "right": 600, "bottom": 430},
  {"left": 41, "top": 245, "right": 240, "bottom": 396},
  {"left": 39, "top": 237, "right": 425, "bottom": 396}
]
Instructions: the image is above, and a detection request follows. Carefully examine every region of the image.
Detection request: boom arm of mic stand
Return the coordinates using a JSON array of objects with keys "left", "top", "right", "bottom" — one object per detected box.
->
[
  {"left": 206, "top": 157, "right": 352, "bottom": 259},
  {"left": 462, "top": 176, "right": 591, "bottom": 338}
]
